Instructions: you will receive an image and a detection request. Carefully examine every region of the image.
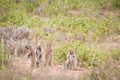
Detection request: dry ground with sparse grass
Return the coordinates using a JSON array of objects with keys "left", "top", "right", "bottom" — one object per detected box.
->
[{"left": 8, "top": 57, "right": 88, "bottom": 80}]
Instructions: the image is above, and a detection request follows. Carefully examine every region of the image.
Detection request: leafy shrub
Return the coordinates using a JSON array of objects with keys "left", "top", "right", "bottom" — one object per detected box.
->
[
  {"left": 54, "top": 41, "right": 102, "bottom": 67},
  {"left": 25, "top": 16, "right": 43, "bottom": 28},
  {"left": 81, "top": 57, "right": 120, "bottom": 80},
  {"left": 111, "top": 49, "right": 120, "bottom": 61},
  {"left": 1, "top": 9, "right": 28, "bottom": 27},
  {"left": 0, "top": 42, "right": 9, "bottom": 69},
  {"left": 111, "top": 0, "right": 120, "bottom": 7}
]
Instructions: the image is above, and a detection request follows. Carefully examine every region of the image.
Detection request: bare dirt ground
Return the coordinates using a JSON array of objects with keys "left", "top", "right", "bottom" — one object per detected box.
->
[{"left": 9, "top": 57, "right": 88, "bottom": 80}]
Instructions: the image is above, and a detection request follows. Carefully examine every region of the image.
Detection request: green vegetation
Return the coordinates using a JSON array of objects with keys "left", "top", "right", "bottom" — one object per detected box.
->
[
  {"left": 1, "top": 0, "right": 120, "bottom": 40},
  {"left": 0, "top": 41, "right": 9, "bottom": 69},
  {"left": 0, "top": 0, "right": 120, "bottom": 80},
  {"left": 54, "top": 41, "right": 120, "bottom": 68},
  {"left": 81, "top": 58, "right": 120, "bottom": 80}
]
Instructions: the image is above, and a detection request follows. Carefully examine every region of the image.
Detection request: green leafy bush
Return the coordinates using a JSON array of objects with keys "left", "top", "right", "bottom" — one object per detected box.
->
[
  {"left": 111, "top": 49, "right": 120, "bottom": 61},
  {"left": 0, "top": 43, "right": 9, "bottom": 69},
  {"left": 81, "top": 57, "right": 120, "bottom": 80},
  {"left": 1, "top": 9, "right": 28, "bottom": 27},
  {"left": 54, "top": 41, "right": 101, "bottom": 67}
]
